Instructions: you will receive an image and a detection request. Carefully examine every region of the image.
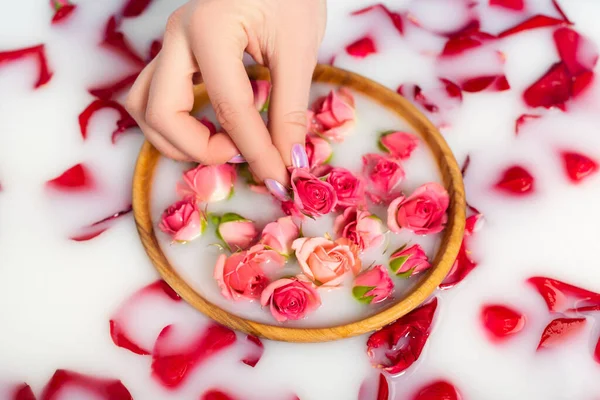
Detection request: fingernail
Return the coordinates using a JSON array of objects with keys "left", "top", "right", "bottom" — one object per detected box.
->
[
  {"left": 227, "top": 154, "right": 246, "bottom": 164},
  {"left": 291, "top": 143, "right": 309, "bottom": 169},
  {"left": 264, "top": 179, "right": 290, "bottom": 201}
]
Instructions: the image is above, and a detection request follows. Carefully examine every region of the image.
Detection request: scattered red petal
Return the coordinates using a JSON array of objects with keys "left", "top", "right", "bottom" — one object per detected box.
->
[
  {"left": 51, "top": 3, "right": 76, "bottom": 24},
  {"left": 13, "top": 384, "right": 36, "bottom": 400},
  {"left": 121, "top": 0, "right": 153, "bottom": 18},
  {"left": 461, "top": 155, "right": 471, "bottom": 177},
  {"left": 537, "top": 317, "right": 586, "bottom": 350},
  {"left": 375, "top": 373, "right": 389, "bottom": 400},
  {"left": 441, "top": 32, "right": 494, "bottom": 57},
  {"left": 494, "top": 165, "right": 534, "bottom": 195},
  {"left": 412, "top": 380, "right": 461, "bottom": 400},
  {"left": 554, "top": 27, "right": 599, "bottom": 76},
  {"left": 46, "top": 164, "right": 94, "bottom": 192},
  {"left": 489, "top": 0, "right": 524, "bottom": 11},
  {"left": 346, "top": 36, "right": 377, "bottom": 58},
  {"left": 39, "top": 369, "right": 132, "bottom": 400},
  {"left": 366, "top": 297, "right": 438, "bottom": 375},
  {"left": 110, "top": 280, "right": 181, "bottom": 355},
  {"left": 148, "top": 40, "right": 162, "bottom": 62},
  {"left": 89, "top": 72, "right": 140, "bottom": 100},
  {"left": 571, "top": 70, "right": 595, "bottom": 98},
  {"left": 440, "top": 78, "right": 463, "bottom": 100},
  {"left": 595, "top": 336, "right": 600, "bottom": 364},
  {"left": 351, "top": 4, "right": 403, "bottom": 35},
  {"left": 151, "top": 323, "right": 236, "bottom": 389},
  {"left": 0, "top": 44, "right": 53, "bottom": 88},
  {"left": 241, "top": 335, "right": 264, "bottom": 368},
  {"left": 461, "top": 75, "right": 510, "bottom": 93},
  {"left": 552, "top": 0, "right": 572, "bottom": 24},
  {"left": 69, "top": 205, "right": 132, "bottom": 242},
  {"left": 78, "top": 99, "right": 138, "bottom": 143},
  {"left": 515, "top": 114, "right": 541, "bottom": 135},
  {"left": 70, "top": 228, "right": 108, "bottom": 242},
  {"left": 481, "top": 304, "right": 526, "bottom": 342},
  {"left": 527, "top": 276, "right": 600, "bottom": 314},
  {"left": 561, "top": 151, "right": 599, "bottom": 183},
  {"left": 102, "top": 16, "right": 145, "bottom": 66},
  {"left": 523, "top": 62, "right": 571, "bottom": 109},
  {"left": 359, "top": 373, "right": 389, "bottom": 400},
  {"left": 444, "top": 19, "right": 482, "bottom": 40},
  {"left": 498, "top": 15, "right": 568, "bottom": 38},
  {"left": 201, "top": 390, "right": 237, "bottom": 400}
]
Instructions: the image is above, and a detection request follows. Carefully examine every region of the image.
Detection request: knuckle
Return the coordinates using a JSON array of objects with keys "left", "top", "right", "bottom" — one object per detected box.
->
[
  {"left": 281, "top": 110, "right": 307, "bottom": 130},
  {"left": 144, "top": 104, "right": 167, "bottom": 132},
  {"left": 165, "top": 9, "right": 183, "bottom": 35},
  {"left": 213, "top": 99, "right": 243, "bottom": 133}
]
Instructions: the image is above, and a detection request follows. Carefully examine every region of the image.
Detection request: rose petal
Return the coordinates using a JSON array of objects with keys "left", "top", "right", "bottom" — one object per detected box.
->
[
  {"left": 201, "top": 390, "right": 237, "bottom": 400},
  {"left": 537, "top": 317, "right": 586, "bottom": 350},
  {"left": 241, "top": 335, "right": 264, "bottom": 368},
  {"left": 39, "top": 369, "right": 132, "bottom": 400},
  {"left": 51, "top": 2, "right": 77, "bottom": 24},
  {"left": 0, "top": 44, "right": 53, "bottom": 88},
  {"left": 595, "top": 336, "right": 600, "bottom": 365},
  {"left": 481, "top": 304, "right": 526, "bottom": 342},
  {"left": 498, "top": 15, "right": 568, "bottom": 38},
  {"left": 46, "top": 164, "right": 94, "bottom": 192},
  {"left": 78, "top": 99, "right": 138, "bottom": 143},
  {"left": 554, "top": 27, "right": 599, "bottom": 76},
  {"left": 148, "top": 40, "right": 162, "bottom": 61},
  {"left": 441, "top": 32, "right": 495, "bottom": 57},
  {"left": 346, "top": 36, "right": 377, "bottom": 58},
  {"left": 412, "top": 380, "right": 461, "bottom": 400},
  {"left": 561, "top": 151, "right": 599, "bottom": 183},
  {"left": 440, "top": 213, "right": 483, "bottom": 289},
  {"left": 70, "top": 205, "right": 132, "bottom": 242},
  {"left": 101, "top": 16, "right": 145, "bottom": 66},
  {"left": 527, "top": 276, "right": 600, "bottom": 314},
  {"left": 88, "top": 72, "right": 140, "bottom": 100},
  {"left": 489, "top": 0, "right": 524, "bottom": 11},
  {"left": 514, "top": 114, "right": 541, "bottom": 135},
  {"left": 121, "top": 0, "right": 152, "bottom": 17},
  {"left": 494, "top": 165, "right": 535, "bottom": 195},
  {"left": 351, "top": 4, "right": 403, "bottom": 35}
]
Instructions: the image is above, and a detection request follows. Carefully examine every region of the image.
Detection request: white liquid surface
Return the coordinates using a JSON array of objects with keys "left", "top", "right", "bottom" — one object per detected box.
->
[{"left": 1, "top": 0, "right": 600, "bottom": 399}]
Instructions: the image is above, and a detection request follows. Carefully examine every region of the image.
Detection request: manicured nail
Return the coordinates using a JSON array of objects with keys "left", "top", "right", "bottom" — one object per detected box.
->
[
  {"left": 227, "top": 154, "right": 246, "bottom": 164},
  {"left": 264, "top": 179, "right": 290, "bottom": 201},
  {"left": 291, "top": 143, "right": 309, "bottom": 169}
]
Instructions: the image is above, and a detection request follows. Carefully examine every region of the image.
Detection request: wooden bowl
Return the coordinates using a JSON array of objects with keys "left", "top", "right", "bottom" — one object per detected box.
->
[{"left": 133, "top": 64, "right": 466, "bottom": 343}]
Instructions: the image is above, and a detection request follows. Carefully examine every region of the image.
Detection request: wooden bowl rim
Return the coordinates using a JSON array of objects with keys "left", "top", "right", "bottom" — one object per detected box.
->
[{"left": 132, "top": 64, "right": 466, "bottom": 343}]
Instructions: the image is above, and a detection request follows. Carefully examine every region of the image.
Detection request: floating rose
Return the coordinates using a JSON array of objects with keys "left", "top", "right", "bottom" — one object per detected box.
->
[
  {"left": 308, "top": 88, "right": 356, "bottom": 142},
  {"left": 259, "top": 216, "right": 300, "bottom": 257},
  {"left": 352, "top": 265, "right": 394, "bottom": 304},
  {"left": 214, "top": 245, "right": 285, "bottom": 301},
  {"left": 260, "top": 277, "right": 321, "bottom": 322},
  {"left": 326, "top": 167, "right": 366, "bottom": 209},
  {"left": 389, "top": 244, "right": 431, "bottom": 278},
  {"left": 387, "top": 182, "right": 449, "bottom": 235},
  {"left": 213, "top": 213, "right": 258, "bottom": 251},
  {"left": 291, "top": 168, "right": 338, "bottom": 217},
  {"left": 362, "top": 153, "right": 405, "bottom": 204},
  {"left": 334, "top": 207, "right": 384, "bottom": 251},
  {"left": 158, "top": 198, "right": 206, "bottom": 243},
  {"left": 378, "top": 131, "right": 419, "bottom": 160},
  {"left": 305, "top": 134, "right": 333, "bottom": 169},
  {"left": 177, "top": 164, "right": 237, "bottom": 203},
  {"left": 292, "top": 237, "right": 362, "bottom": 286}
]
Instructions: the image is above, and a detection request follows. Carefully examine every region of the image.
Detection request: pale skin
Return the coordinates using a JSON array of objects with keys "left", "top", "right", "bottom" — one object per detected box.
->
[{"left": 126, "top": 0, "right": 327, "bottom": 197}]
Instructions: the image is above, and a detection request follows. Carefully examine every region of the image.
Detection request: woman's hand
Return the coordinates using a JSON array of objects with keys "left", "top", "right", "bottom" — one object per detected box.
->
[{"left": 126, "top": 0, "right": 326, "bottom": 199}]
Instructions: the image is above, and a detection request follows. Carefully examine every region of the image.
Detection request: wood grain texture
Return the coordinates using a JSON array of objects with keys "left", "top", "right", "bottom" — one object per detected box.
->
[{"left": 133, "top": 64, "right": 466, "bottom": 342}]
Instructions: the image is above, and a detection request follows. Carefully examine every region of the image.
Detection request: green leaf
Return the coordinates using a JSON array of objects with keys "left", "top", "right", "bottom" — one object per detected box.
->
[
  {"left": 395, "top": 267, "right": 415, "bottom": 279},
  {"left": 208, "top": 214, "right": 221, "bottom": 227},
  {"left": 220, "top": 212, "right": 249, "bottom": 224},
  {"left": 352, "top": 286, "right": 376, "bottom": 304},
  {"left": 389, "top": 256, "right": 408, "bottom": 273},
  {"left": 377, "top": 130, "right": 396, "bottom": 153},
  {"left": 324, "top": 152, "right": 333, "bottom": 164},
  {"left": 227, "top": 186, "right": 235, "bottom": 200},
  {"left": 260, "top": 97, "right": 270, "bottom": 113}
]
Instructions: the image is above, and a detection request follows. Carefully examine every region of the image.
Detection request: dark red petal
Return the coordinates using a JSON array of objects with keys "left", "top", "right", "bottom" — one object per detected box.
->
[
  {"left": 201, "top": 390, "right": 237, "bottom": 400},
  {"left": 515, "top": 114, "right": 541, "bottom": 135},
  {"left": 595, "top": 336, "right": 600, "bottom": 364},
  {"left": 70, "top": 206, "right": 132, "bottom": 242},
  {"left": 46, "top": 164, "right": 94, "bottom": 191},
  {"left": 121, "top": 0, "right": 153, "bottom": 18},
  {"left": 70, "top": 228, "right": 107, "bottom": 242},
  {"left": 241, "top": 335, "right": 264, "bottom": 368},
  {"left": 109, "top": 319, "right": 150, "bottom": 356},
  {"left": 537, "top": 317, "right": 586, "bottom": 350},
  {"left": 561, "top": 151, "right": 599, "bottom": 183},
  {"left": 523, "top": 62, "right": 571, "bottom": 109},
  {"left": 413, "top": 380, "right": 461, "bottom": 400},
  {"left": 481, "top": 304, "right": 526, "bottom": 342},
  {"left": 351, "top": 4, "right": 403, "bottom": 35},
  {"left": 440, "top": 213, "right": 483, "bottom": 289},
  {"left": 461, "top": 75, "right": 496, "bottom": 93},
  {"left": 366, "top": 297, "right": 438, "bottom": 375},
  {"left": 39, "top": 369, "right": 132, "bottom": 400},
  {"left": 489, "top": 0, "right": 524, "bottom": 11},
  {"left": 527, "top": 276, "right": 600, "bottom": 314},
  {"left": 102, "top": 16, "right": 145, "bottom": 66},
  {"left": 571, "top": 70, "right": 595, "bottom": 98},
  {"left": 151, "top": 323, "right": 236, "bottom": 389},
  {"left": 346, "top": 36, "right": 377, "bottom": 58},
  {"left": 554, "top": 27, "right": 599, "bottom": 76},
  {"left": 78, "top": 99, "right": 138, "bottom": 143},
  {"left": 461, "top": 155, "right": 471, "bottom": 177},
  {"left": 13, "top": 384, "right": 36, "bottom": 400},
  {"left": 89, "top": 72, "right": 140, "bottom": 100},
  {"left": 552, "top": 0, "right": 572, "bottom": 24},
  {"left": 376, "top": 374, "right": 389, "bottom": 400},
  {"left": 440, "top": 78, "right": 463, "bottom": 100},
  {"left": 0, "top": 44, "right": 53, "bottom": 88},
  {"left": 498, "top": 15, "right": 568, "bottom": 38},
  {"left": 441, "top": 32, "right": 494, "bottom": 57},
  {"left": 148, "top": 40, "right": 162, "bottom": 62},
  {"left": 51, "top": 4, "right": 77, "bottom": 24},
  {"left": 494, "top": 165, "right": 534, "bottom": 195}
]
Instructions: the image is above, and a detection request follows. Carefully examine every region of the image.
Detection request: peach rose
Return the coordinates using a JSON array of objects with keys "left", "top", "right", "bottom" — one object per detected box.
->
[
  {"left": 177, "top": 164, "right": 237, "bottom": 203},
  {"left": 387, "top": 183, "right": 449, "bottom": 235},
  {"left": 260, "top": 277, "right": 321, "bottom": 322}
]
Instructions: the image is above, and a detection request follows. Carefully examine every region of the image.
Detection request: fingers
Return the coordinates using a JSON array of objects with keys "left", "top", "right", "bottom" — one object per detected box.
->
[{"left": 191, "top": 27, "right": 289, "bottom": 186}]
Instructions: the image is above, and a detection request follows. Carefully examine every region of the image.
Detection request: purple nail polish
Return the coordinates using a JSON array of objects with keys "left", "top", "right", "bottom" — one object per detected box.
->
[
  {"left": 291, "top": 143, "right": 309, "bottom": 169},
  {"left": 228, "top": 154, "right": 246, "bottom": 164},
  {"left": 264, "top": 179, "right": 290, "bottom": 201}
]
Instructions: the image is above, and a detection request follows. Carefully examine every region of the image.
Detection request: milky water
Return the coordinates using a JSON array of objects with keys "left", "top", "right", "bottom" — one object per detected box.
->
[{"left": 1, "top": 0, "right": 600, "bottom": 399}]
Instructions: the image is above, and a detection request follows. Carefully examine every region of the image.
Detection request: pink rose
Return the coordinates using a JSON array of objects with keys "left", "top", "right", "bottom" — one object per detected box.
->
[
  {"left": 389, "top": 244, "right": 431, "bottom": 278},
  {"left": 378, "top": 131, "right": 419, "bottom": 160},
  {"left": 260, "top": 277, "right": 321, "bottom": 322},
  {"left": 308, "top": 88, "right": 356, "bottom": 142},
  {"left": 305, "top": 134, "right": 332, "bottom": 169},
  {"left": 251, "top": 80, "right": 271, "bottom": 112},
  {"left": 215, "top": 213, "right": 258, "bottom": 251},
  {"left": 333, "top": 207, "right": 384, "bottom": 251},
  {"left": 387, "top": 183, "right": 449, "bottom": 235},
  {"left": 259, "top": 216, "right": 300, "bottom": 256},
  {"left": 292, "top": 237, "right": 362, "bottom": 286},
  {"left": 352, "top": 265, "right": 394, "bottom": 304},
  {"left": 291, "top": 168, "right": 338, "bottom": 217},
  {"left": 214, "top": 245, "right": 285, "bottom": 301},
  {"left": 326, "top": 167, "right": 366, "bottom": 209},
  {"left": 362, "top": 153, "right": 405, "bottom": 204},
  {"left": 177, "top": 164, "right": 237, "bottom": 203},
  {"left": 158, "top": 198, "right": 206, "bottom": 243}
]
